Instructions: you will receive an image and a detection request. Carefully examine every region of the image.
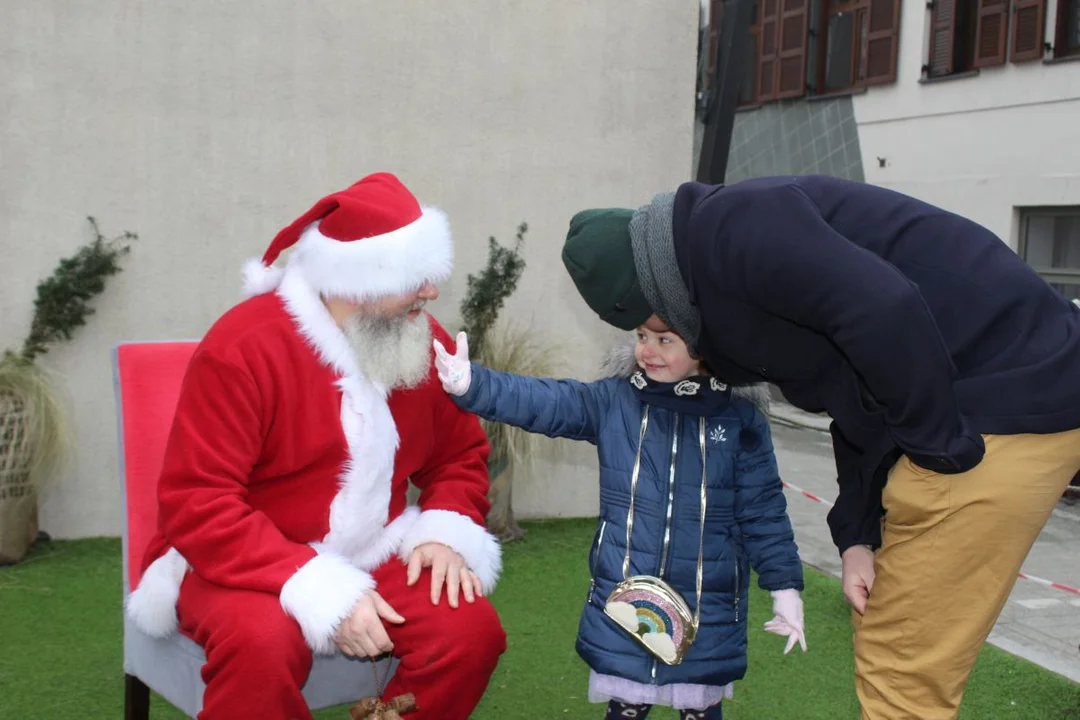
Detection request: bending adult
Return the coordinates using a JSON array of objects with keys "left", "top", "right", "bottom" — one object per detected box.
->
[{"left": 559, "top": 174, "right": 1080, "bottom": 720}]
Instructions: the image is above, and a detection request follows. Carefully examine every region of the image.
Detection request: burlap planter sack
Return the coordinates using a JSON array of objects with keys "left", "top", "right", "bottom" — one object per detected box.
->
[{"left": 0, "top": 390, "right": 39, "bottom": 565}]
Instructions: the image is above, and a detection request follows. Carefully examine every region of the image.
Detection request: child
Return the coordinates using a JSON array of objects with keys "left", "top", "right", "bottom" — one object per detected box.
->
[{"left": 433, "top": 317, "right": 807, "bottom": 720}]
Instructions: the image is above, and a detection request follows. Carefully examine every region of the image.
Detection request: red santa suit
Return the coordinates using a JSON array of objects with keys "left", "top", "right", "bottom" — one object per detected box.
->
[{"left": 125, "top": 173, "right": 506, "bottom": 720}]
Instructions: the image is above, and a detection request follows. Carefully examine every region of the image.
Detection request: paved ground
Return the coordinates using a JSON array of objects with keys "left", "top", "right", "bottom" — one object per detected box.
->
[{"left": 766, "top": 403, "right": 1080, "bottom": 684}]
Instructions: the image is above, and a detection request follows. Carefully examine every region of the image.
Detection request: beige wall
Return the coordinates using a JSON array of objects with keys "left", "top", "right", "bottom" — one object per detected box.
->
[{"left": 0, "top": 1, "right": 699, "bottom": 538}]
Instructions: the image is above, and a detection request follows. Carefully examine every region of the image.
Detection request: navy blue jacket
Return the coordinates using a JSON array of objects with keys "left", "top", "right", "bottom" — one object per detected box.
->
[
  {"left": 670, "top": 175, "right": 1080, "bottom": 553},
  {"left": 455, "top": 364, "right": 803, "bottom": 687}
]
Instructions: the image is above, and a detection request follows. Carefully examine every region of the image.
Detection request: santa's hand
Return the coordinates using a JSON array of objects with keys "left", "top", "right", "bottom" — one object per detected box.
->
[
  {"left": 335, "top": 590, "right": 405, "bottom": 659},
  {"left": 406, "top": 541, "right": 483, "bottom": 608},
  {"left": 432, "top": 332, "right": 472, "bottom": 396},
  {"left": 764, "top": 589, "right": 807, "bottom": 655}
]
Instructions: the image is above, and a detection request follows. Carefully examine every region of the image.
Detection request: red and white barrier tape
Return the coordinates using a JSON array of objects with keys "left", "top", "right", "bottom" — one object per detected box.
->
[
  {"left": 1015, "top": 572, "right": 1080, "bottom": 598},
  {"left": 780, "top": 480, "right": 1080, "bottom": 598}
]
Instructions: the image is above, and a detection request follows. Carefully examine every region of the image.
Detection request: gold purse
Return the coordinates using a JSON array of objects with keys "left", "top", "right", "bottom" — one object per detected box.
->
[{"left": 602, "top": 407, "right": 708, "bottom": 666}]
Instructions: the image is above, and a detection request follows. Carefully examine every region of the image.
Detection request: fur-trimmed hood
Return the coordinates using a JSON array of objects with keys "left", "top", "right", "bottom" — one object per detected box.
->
[{"left": 599, "top": 337, "right": 772, "bottom": 414}]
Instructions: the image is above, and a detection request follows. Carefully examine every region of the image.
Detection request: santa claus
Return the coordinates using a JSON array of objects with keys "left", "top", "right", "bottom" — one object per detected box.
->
[{"left": 125, "top": 173, "right": 506, "bottom": 720}]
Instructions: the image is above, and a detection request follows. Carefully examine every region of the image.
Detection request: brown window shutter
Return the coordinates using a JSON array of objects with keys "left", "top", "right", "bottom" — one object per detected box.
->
[
  {"left": 1010, "top": 0, "right": 1046, "bottom": 62},
  {"left": 928, "top": 0, "right": 958, "bottom": 75},
  {"left": 973, "top": 0, "right": 1009, "bottom": 67},
  {"left": 740, "top": 23, "right": 763, "bottom": 105},
  {"left": 758, "top": 0, "right": 780, "bottom": 100},
  {"left": 775, "top": 0, "right": 810, "bottom": 97},
  {"left": 864, "top": 0, "right": 903, "bottom": 84}
]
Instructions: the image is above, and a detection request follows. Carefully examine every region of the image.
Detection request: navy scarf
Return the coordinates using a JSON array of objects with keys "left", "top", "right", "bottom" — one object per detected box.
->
[{"left": 627, "top": 370, "right": 733, "bottom": 417}]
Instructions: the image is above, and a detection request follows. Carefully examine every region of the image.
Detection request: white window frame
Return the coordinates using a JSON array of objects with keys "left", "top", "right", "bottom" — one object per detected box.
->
[{"left": 1017, "top": 206, "right": 1080, "bottom": 297}]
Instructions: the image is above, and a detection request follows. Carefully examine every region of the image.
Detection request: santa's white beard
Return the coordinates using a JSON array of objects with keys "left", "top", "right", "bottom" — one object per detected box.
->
[{"left": 343, "top": 312, "right": 433, "bottom": 391}]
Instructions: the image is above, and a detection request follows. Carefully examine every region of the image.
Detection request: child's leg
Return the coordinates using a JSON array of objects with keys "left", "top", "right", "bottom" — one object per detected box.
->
[
  {"left": 680, "top": 703, "right": 723, "bottom": 720},
  {"left": 604, "top": 700, "right": 653, "bottom": 718}
]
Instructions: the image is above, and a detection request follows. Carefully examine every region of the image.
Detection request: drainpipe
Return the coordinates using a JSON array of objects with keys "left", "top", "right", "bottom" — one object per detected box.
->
[{"left": 696, "top": 0, "right": 754, "bottom": 185}]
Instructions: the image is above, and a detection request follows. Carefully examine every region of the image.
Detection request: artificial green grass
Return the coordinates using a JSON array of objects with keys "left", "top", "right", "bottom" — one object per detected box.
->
[{"left": 1, "top": 518, "right": 1077, "bottom": 719}]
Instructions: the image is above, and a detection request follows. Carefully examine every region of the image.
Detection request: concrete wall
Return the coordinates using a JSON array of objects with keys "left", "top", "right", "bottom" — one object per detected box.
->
[
  {"left": 852, "top": 0, "right": 1080, "bottom": 248},
  {"left": 0, "top": 1, "right": 700, "bottom": 538}
]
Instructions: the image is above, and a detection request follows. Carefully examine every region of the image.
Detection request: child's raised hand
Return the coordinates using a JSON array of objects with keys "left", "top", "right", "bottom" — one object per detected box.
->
[
  {"left": 764, "top": 589, "right": 807, "bottom": 655},
  {"left": 433, "top": 331, "right": 472, "bottom": 396}
]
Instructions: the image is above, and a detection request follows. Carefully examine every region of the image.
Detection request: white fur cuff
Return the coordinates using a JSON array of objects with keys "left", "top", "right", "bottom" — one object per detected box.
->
[
  {"left": 125, "top": 547, "right": 190, "bottom": 637},
  {"left": 397, "top": 509, "right": 502, "bottom": 593},
  {"left": 279, "top": 552, "right": 375, "bottom": 655}
]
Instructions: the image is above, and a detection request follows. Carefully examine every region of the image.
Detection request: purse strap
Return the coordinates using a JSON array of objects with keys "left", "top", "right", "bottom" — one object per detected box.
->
[{"left": 621, "top": 407, "right": 707, "bottom": 628}]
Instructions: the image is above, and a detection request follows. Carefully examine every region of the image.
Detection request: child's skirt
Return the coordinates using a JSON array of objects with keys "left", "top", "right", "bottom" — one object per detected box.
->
[{"left": 588, "top": 671, "right": 734, "bottom": 711}]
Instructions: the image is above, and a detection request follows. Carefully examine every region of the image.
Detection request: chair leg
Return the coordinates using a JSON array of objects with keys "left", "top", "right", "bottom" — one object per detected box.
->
[{"left": 125, "top": 673, "right": 151, "bottom": 720}]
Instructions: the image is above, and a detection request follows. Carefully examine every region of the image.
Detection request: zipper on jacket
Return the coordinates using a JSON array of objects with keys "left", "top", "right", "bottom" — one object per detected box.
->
[
  {"left": 733, "top": 545, "right": 741, "bottom": 622},
  {"left": 588, "top": 520, "right": 608, "bottom": 603},
  {"left": 657, "top": 415, "right": 680, "bottom": 579}
]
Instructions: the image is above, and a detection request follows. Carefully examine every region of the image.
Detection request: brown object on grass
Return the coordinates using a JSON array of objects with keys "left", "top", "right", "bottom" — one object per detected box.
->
[{"left": 349, "top": 691, "right": 417, "bottom": 719}]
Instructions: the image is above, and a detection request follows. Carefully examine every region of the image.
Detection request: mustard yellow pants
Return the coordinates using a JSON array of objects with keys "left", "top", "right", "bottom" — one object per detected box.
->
[{"left": 852, "top": 428, "right": 1080, "bottom": 720}]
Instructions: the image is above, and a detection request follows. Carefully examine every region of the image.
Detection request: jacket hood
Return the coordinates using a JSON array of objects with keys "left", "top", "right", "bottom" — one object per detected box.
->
[{"left": 599, "top": 336, "right": 772, "bottom": 413}]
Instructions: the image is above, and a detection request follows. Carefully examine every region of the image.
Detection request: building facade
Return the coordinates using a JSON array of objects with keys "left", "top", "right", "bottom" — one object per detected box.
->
[{"left": 698, "top": 0, "right": 1080, "bottom": 297}]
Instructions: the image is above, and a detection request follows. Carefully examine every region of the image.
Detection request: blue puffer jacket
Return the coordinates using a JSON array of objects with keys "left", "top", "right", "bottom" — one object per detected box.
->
[{"left": 454, "top": 356, "right": 803, "bottom": 688}]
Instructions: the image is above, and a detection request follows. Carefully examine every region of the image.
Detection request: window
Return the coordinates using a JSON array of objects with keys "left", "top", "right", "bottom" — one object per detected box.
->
[
  {"left": 702, "top": 0, "right": 724, "bottom": 96},
  {"left": 817, "top": 0, "right": 902, "bottom": 92},
  {"left": 736, "top": 0, "right": 900, "bottom": 105},
  {"left": 1019, "top": 208, "right": 1080, "bottom": 300},
  {"left": 699, "top": 0, "right": 762, "bottom": 108},
  {"left": 925, "top": 0, "right": 1046, "bottom": 76},
  {"left": 740, "top": 1, "right": 762, "bottom": 105},
  {"left": 1055, "top": 0, "right": 1080, "bottom": 57},
  {"left": 757, "top": 0, "right": 813, "bottom": 100}
]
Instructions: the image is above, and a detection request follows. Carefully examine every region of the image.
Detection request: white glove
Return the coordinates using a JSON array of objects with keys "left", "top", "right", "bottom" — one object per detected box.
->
[
  {"left": 764, "top": 588, "right": 807, "bottom": 655},
  {"left": 432, "top": 331, "right": 472, "bottom": 396}
]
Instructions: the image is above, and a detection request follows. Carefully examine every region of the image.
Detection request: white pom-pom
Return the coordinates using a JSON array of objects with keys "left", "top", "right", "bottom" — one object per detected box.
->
[{"left": 241, "top": 257, "right": 284, "bottom": 298}]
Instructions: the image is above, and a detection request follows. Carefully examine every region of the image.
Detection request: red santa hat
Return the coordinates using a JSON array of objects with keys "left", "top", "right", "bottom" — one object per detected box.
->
[{"left": 241, "top": 172, "right": 452, "bottom": 300}]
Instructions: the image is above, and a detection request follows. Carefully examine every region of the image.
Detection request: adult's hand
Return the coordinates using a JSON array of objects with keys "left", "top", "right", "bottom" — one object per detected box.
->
[
  {"left": 335, "top": 591, "right": 405, "bottom": 658},
  {"left": 406, "top": 541, "right": 483, "bottom": 608},
  {"left": 841, "top": 544, "right": 876, "bottom": 615}
]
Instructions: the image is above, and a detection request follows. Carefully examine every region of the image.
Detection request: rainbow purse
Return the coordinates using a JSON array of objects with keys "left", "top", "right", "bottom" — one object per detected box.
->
[
  {"left": 602, "top": 408, "right": 708, "bottom": 667},
  {"left": 604, "top": 575, "right": 697, "bottom": 665}
]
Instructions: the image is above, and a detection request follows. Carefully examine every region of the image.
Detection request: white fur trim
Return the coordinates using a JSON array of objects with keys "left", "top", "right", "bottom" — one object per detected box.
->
[
  {"left": 397, "top": 509, "right": 502, "bottom": 593},
  {"left": 289, "top": 206, "right": 452, "bottom": 301},
  {"left": 124, "top": 547, "right": 189, "bottom": 637},
  {"left": 241, "top": 257, "right": 285, "bottom": 298},
  {"left": 352, "top": 506, "right": 420, "bottom": 570},
  {"left": 277, "top": 268, "right": 403, "bottom": 568},
  {"left": 278, "top": 267, "right": 364, "bottom": 380},
  {"left": 735, "top": 384, "right": 772, "bottom": 413},
  {"left": 280, "top": 552, "right": 376, "bottom": 655},
  {"left": 598, "top": 336, "right": 639, "bottom": 379}
]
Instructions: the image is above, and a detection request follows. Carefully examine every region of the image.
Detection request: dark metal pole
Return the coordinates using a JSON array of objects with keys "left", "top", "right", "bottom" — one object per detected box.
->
[{"left": 696, "top": 0, "right": 754, "bottom": 185}]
